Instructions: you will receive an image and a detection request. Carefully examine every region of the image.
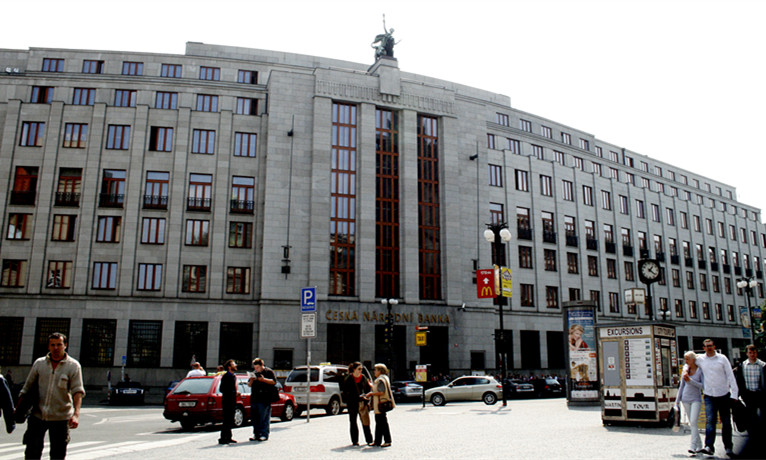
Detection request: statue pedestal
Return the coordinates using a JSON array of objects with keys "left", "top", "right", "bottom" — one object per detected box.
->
[{"left": 368, "top": 57, "right": 400, "bottom": 97}]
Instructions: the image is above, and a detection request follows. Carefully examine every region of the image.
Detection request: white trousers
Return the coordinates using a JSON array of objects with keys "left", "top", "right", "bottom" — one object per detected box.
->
[{"left": 682, "top": 400, "right": 702, "bottom": 452}]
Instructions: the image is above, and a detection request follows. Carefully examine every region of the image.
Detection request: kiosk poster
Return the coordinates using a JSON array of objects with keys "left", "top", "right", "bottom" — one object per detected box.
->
[{"left": 566, "top": 306, "right": 599, "bottom": 400}]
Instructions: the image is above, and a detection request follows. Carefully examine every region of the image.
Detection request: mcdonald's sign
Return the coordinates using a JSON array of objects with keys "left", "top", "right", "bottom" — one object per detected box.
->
[{"left": 477, "top": 269, "right": 495, "bottom": 298}]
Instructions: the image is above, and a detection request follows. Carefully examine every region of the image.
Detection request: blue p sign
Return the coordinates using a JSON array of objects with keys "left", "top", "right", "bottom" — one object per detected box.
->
[{"left": 301, "top": 287, "right": 316, "bottom": 312}]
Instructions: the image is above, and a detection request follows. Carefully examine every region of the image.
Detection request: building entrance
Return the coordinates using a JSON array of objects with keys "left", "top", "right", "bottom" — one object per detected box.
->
[
  {"left": 327, "top": 324, "right": 360, "bottom": 365},
  {"left": 375, "top": 325, "right": 406, "bottom": 379},
  {"left": 419, "top": 326, "right": 449, "bottom": 376}
]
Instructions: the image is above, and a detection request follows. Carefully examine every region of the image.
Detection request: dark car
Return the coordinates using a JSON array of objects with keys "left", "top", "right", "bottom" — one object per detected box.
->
[
  {"left": 503, "top": 379, "right": 535, "bottom": 398},
  {"left": 532, "top": 378, "right": 564, "bottom": 398},
  {"left": 163, "top": 374, "right": 295, "bottom": 430},
  {"left": 164, "top": 380, "right": 180, "bottom": 401},
  {"left": 109, "top": 381, "right": 146, "bottom": 405},
  {"left": 391, "top": 381, "right": 423, "bottom": 402}
]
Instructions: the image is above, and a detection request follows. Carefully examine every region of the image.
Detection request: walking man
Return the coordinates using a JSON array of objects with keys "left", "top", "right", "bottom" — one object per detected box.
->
[
  {"left": 694, "top": 338, "right": 739, "bottom": 457},
  {"left": 218, "top": 359, "right": 238, "bottom": 445},
  {"left": 18, "top": 332, "right": 84, "bottom": 459},
  {"left": 735, "top": 344, "right": 765, "bottom": 458},
  {"left": 248, "top": 358, "right": 276, "bottom": 441}
]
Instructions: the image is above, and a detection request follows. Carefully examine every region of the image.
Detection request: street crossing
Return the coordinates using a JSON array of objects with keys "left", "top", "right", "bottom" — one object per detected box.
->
[{"left": 0, "top": 434, "right": 204, "bottom": 460}]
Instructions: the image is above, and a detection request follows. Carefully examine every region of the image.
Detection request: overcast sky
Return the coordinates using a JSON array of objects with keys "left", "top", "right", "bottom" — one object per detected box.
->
[{"left": 4, "top": 0, "right": 765, "bottom": 216}]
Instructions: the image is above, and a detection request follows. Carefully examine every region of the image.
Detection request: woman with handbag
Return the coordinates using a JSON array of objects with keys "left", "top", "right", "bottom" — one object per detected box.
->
[
  {"left": 341, "top": 362, "right": 373, "bottom": 446},
  {"left": 676, "top": 351, "right": 704, "bottom": 454},
  {"left": 366, "top": 363, "right": 395, "bottom": 447}
]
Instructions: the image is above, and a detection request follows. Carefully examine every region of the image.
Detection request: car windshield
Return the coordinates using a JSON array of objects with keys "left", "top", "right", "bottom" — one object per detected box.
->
[
  {"left": 171, "top": 377, "right": 215, "bottom": 395},
  {"left": 115, "top": 382, "right": 142, "bottom": 388},
  {"left": 286, "top": 368, "right": 320, "bottom": 382}
]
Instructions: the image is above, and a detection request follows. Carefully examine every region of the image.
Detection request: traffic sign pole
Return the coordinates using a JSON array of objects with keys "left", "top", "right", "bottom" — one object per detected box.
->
[{"left": 300, "top": 287, "right": 317, "bottom": 423}]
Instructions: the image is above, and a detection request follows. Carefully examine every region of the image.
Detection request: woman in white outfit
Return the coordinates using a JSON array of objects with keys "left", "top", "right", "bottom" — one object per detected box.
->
[{"left": 676, "top": 351, "right": 704, "bottom": 454}]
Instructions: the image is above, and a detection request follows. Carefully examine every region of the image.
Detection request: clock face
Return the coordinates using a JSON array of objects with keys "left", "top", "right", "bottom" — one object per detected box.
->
[{"left": 640, "top": 260, "right": 660, "bottom": 280}]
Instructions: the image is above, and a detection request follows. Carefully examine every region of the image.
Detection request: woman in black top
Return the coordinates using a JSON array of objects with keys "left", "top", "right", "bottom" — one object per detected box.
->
[{"left": 341, "top": 362, "right": 372, "bottom": 446}]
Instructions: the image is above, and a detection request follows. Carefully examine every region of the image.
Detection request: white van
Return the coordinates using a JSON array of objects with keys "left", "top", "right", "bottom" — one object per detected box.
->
[{"left": 284, "top": 363, "right": 372, "bottom": 416}]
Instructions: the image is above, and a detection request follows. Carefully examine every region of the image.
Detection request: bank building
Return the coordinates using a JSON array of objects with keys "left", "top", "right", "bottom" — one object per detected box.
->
[{"left": 0, "top": 39, "right": 763, "bottom": 386}]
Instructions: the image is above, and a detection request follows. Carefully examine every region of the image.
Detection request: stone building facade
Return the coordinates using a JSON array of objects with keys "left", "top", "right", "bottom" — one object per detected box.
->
[{"left": 0, "top": 43, "right": 763, "bottom": 386}]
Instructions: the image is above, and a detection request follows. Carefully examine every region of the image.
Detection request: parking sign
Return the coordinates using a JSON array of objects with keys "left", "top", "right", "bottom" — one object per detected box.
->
[{"left": 301, "top": 287, "right": 316, "bottom": 312}]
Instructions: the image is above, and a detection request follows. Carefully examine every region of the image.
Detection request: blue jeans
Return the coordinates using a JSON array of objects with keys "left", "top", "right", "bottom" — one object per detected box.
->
[
  {"left": 704, "top": 394, "right": 733, "bottom": 451},
  {"left": 251, "top": 401, "right": 271, "bottom": 439}
]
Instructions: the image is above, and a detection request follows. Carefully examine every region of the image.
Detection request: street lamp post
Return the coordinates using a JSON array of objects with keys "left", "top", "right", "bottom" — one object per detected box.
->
[
  {"left": 483, "top": 222, "right": 512, "bottom": 407},
  {"left": 381, "top": 298, "right": 398, "bottom": 378},
  {"left": 736, "top": 277, "right": 758, "bottom": 341}
]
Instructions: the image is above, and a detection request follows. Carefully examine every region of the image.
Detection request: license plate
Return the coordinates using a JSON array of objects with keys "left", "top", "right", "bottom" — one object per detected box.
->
[
  {"left": 179, "top": 401, "right": 197, "bottom": 408},
  {"left": 123, "top": 390, "right": 137, "bottom": 394}
]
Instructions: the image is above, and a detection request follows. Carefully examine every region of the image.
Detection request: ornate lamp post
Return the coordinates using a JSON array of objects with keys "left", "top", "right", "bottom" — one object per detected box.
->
[
  {"left": 484, "top": 222, "right": 511, "bottom": 407},
  {"left": 736, "top": 277, "right": 758, "bottom": 341},
  {"left": 381, "top": 298, "right": 398, "bottom": 377}
]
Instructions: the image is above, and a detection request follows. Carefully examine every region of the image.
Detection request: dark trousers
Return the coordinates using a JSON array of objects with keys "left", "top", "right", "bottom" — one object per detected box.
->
[
  {"left": 704, "top": 394, "right": 733, "bottom": 451},
  {"left": 373, "top": 412, "right": 391, "bottom": 445},
  {"left": 251, "top": 401, "right": 271, "bottom": 439},
  {"left": 740, "top": 392, "right": 765, "bottom": 458},
  {"left": 219, "top": 401, "right": 234, "bottom": 443},
  {"left": 347, "top": 402, "right": 372, "bottom": 444},
  {"left": 23, "top": 415, "right": 69, "bottom": 460}
]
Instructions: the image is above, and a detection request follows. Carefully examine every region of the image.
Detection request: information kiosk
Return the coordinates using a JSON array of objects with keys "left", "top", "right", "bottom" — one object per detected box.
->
[{"left": 598, "top": 322, "right": 679, "bottom": 425}]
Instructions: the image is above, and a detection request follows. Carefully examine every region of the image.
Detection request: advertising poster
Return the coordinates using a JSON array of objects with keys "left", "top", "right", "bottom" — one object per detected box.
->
[
  {"left": 566, "top": 305, "right": 599, "bottom": 401},
  {"left": 740, "top": 307, "right": 752, "bottom": 338}
]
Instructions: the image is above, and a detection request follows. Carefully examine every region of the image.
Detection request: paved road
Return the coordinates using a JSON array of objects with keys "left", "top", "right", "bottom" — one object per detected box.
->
[{"left": 0, "top": 398, "right": 749, "bottom": 459}]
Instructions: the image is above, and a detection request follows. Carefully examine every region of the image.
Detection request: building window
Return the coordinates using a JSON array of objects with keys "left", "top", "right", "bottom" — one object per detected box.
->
[
  {"left": 46, "top": 261, "right": 73, "bottom": 289},
  {"left": 727, "top": 305, "right": 735, "bottom": 322},
  {"left": 192, "top": 129, "right": 216, "bottom": 154},
  {"left": 219, "top": 322, "right": 253, "bottom": 367},
  {"left": 226, "top": 267, "right": 251, "bottom": 294},
  {"left": 56, "top": 168, "right": 82, "bottom": 206},
  {"left": 541, "top": 126, "right": 552, "bottom": 138},
  {"left": 188, "top": 173, "right": 212, "bottom": 211},
  {"left": 195, "top": 94, "right": 218, "bottom": 112},
  {"left": 51, "top": 215, "right": 76, "bottom": 242},
  {"left": 33, "top": 318, "right": 70, "bottom": 360},
  {"left": 92, "top": 262, "right": 117, "bottom": 289},
  {"left": 417, "top": 115, "right": 441, "bottom": 300},
  {"left": 1, "top": 260, "right": 27, "bottom": 287},
  {"left": 42, "top": 58, "right": 64, "bottom": 72},
  {"left": 507, "top": 138, "right": 520, "bottom": 154},
  {"left": 199, "top": 66, "right": 220, "bottom": 81},
  {"left": 601, "top": 190, "right": 611, "bottom": 210},
  {"left": 546, "top": 286, "right": 559, "bottom": 308},
  {"left": 590, "top": 291, "right": 601, "bottom": 311},
  {"left": 582, "top": 186, "right": 593, "bottom": 206},
  {"left": 127, "top": 320, "right": 162, "bottom": 367},
  {"left": 173, "top": 321, "right": 208, "bottom": 369},
  {"left": 686, "top": 271, "right": 695, "bottom": 289},
  {"left": 619, "top": 195, "right": 629, "bottom": 215},
  {"left": 579, "top": 138, "right": 590, "bottom": 150},
  {"left": 31, "top": 86, "right": 54, "bottom": 103},
  {"left": 651, "top": 204, "right": 661, "bottom": 222},
  {"left": 562, "top": 180, "right": 574, "bottom": 201},
  {"left": 144, "top": 171, "right": 169, "bottom": 209},
  {"left": 665, "top": 208, "right": 675, "bottom": 226},
  {"left": 520, "top": 119, "right": 532, "bottom": 132},
  {"left": 519, "top": 246, "right": 533, "bottom": 269},
  {"left": 141, "top": 217, "right": 165, "bottom": 244},
  {"left": 72, "top": 88, "right": 95, "bottom": 105},
  {"left": 82, "top": 60, "right": 104, "bottom": 74},
  {"left": 229, "top": 222, "right": 253, "bottom": 248},
  {"left": 161, "top": 64, "right": 182, "bottom": 78},
  {"left": 182, "top": 265, "right": 207, "bottom": 292},
  {"left": 7, "top": 214, "right": 32, "bottom": 240},
  {"left": 63, "top": 123, "right": 88, "bottom": 148},
  {"left": 567, "top": 253, "right": 579, "bottom": 274},
  {"left": 561, "top": 133, "right": 571, "bottom": 144},
  {"left": 155, "top": 91, "right": 178, "bottom": 109},
  {"left": 496, "top": 113, "right": 509, "bottom": 126},
  {"left": 544, "top": 249, "right": 557, "bottom": 271},
  {"left": 488, "top": 164, "right": 502, "bottom": 187},
  {"left": 689, "top": 301, "right": 698, "bottom": 319},
  {"left": 532, "top": 145, "right": 544, "bottom": 160},
  {"left": 540, "top": 175, "right": 552, "bottom": 196},
  {"left": 80, "top": 319, "right": 116, "bottom": 366},
  {"left": 573, "top": 157, "right": 584, "bottom": 170},
  {"left": 554, "top": 151, "right": 565, "bottom": 165},
  {"left": 105, "top": 125, "right": 131, "bottom": 150},
  {"left": 588, "top": 256, "right": 598, "bottom": 276},
  {"left": 99, "top": 169, "right": 126, "bottom": 207},
  {"left": 374, "top": 108, "right": 401, "bottom": 298},
  {"left": 487, "top": 134, "right": 496, "bottom": 149},
  {"left": 520, "top": 284, "right": 535, "bottom": 307},
  {"left": 234, "top": 132, "right": 257, "bottom": 157},
  {"left": 122, "top": 61, "right": 143, "bottom": 76},
  {"left": 679, "top": 212, "right": 688, "bottom": 229},
  {"left": 235, "top": 97, "right": 258, "bottom": 115},
  {"left": 592, "top": 162, "right": 602, "bottom": 176},
  {"left": 137, "top": 264, "right": 162, "bottom": 291},
  {"left": 607, "top": 259, "right": 617, "bottom": 279},
  {"left": 624, "top": 262, "right": 634, "bottom": 281},
  {"left": 11, "top": 166, "right": 38, "bottom": 205},
  {"left": 114, "top": 89, "right": 137, "bottom": 107},
  {"left": 20, "top": 122, "right": 45, "bottom": 147},
  {"left": 185, "top": 219, "right": 210, "bottom": 246},
  {"left": 515, "top": 170, "right": 529, "bottom": 192},
  {"left": 96, "top": 216, "right": 121, "bottom": 243},
  {"left": 237, "top": 70, "right": 258, "bottom": 84},
  {"left": 231, "top": 176, "right": 255, "bottom": 213},
  {"left": 609, "top": 292, "right": 620, "bottom": 313},
  {"left": 149, "top": 127, "right": 173, "bottom": 152}
]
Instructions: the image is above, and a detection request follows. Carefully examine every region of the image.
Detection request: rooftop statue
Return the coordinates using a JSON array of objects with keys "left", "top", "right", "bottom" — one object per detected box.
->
[{"left": 372, "top": 15, "right": 398, "bottom": 60}]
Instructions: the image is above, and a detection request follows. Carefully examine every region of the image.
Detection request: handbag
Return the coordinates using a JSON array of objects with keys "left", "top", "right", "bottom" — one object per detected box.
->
[
  {"left": 14, "top": 379, "right": 38, "bottom": 424},
  {"left": 731, "top": 399, "right": 748, "bottom": 433},
  {"left": 378, "top": 400, "right": 394, "bottom": 413}
]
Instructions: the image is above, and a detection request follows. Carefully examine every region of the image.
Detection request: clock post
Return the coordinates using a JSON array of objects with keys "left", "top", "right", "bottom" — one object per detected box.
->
[{"left": 637, "top": 259, "right": 662, "bottom": 320}]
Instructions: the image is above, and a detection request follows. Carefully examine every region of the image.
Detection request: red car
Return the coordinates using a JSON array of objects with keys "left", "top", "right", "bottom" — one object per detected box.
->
[{"left": 163, "top": 374, "right": 295, "bottom": 430}]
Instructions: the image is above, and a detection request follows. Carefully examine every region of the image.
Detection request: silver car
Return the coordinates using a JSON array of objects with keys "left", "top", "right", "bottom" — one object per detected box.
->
[{"left": 425, "top": 376, "right": 503, "bottom": 406}]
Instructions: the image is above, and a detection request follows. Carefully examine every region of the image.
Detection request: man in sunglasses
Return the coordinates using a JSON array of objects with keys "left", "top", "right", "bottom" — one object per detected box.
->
[{"left": 692, "top": 339, "right": 739, "bottom": 457}]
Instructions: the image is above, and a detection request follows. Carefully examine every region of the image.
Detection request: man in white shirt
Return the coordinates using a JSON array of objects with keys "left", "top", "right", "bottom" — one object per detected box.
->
[
  {"left": 694, "top": 338, "right": 739, "bottom": 457},
  {"left": 186, "top": 362, "right": 206, "bottom": 378}
]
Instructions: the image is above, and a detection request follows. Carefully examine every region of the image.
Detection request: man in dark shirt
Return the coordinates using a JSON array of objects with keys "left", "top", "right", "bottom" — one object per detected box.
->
[
  {"left": 218, "top": 360, "right": 238, "bottom": 445},
  {"left": 248, "top": 358, "right": 277, "bottom": 441}
]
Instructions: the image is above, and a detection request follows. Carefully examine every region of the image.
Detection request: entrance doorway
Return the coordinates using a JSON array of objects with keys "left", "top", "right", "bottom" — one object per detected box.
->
[
  {"left": 327, "top": 324, "right": 360, "bottom": 365},
  {"left": 374, "top": 325, "right": 406, "bottom": 379},
  {"left": 419, "top": 326, "right": 449, "bottom": 376}
]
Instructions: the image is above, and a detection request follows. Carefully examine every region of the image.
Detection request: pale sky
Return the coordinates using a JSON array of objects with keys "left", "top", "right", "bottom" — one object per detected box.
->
[{"left": 4, "top": 0, "right": 765, "bottom": 217}]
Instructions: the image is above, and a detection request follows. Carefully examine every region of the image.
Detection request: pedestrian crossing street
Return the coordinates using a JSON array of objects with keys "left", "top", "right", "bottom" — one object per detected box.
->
[{"left": 0, "top": 434, "right": 202, "bottom": 460}]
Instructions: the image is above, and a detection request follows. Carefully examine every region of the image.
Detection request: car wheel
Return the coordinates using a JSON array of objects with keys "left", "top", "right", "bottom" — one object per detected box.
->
[
  {"left": 233, "top": 406, "right": 245, "bottom": 427},
  {"left": 483, "top": 392, "right": 498, "bottom": 405},
  {"left": 179, "top": 420, "right": 195, "bottom": 431},
  {"left": 280, "top": 402, "right": 295, "bottom": 422},
  {"left": 326, "top": 397, "right": 341, "bottom": 416},
  {"left": 431, "top": 393, "right": 446, "bottom": 406}
]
